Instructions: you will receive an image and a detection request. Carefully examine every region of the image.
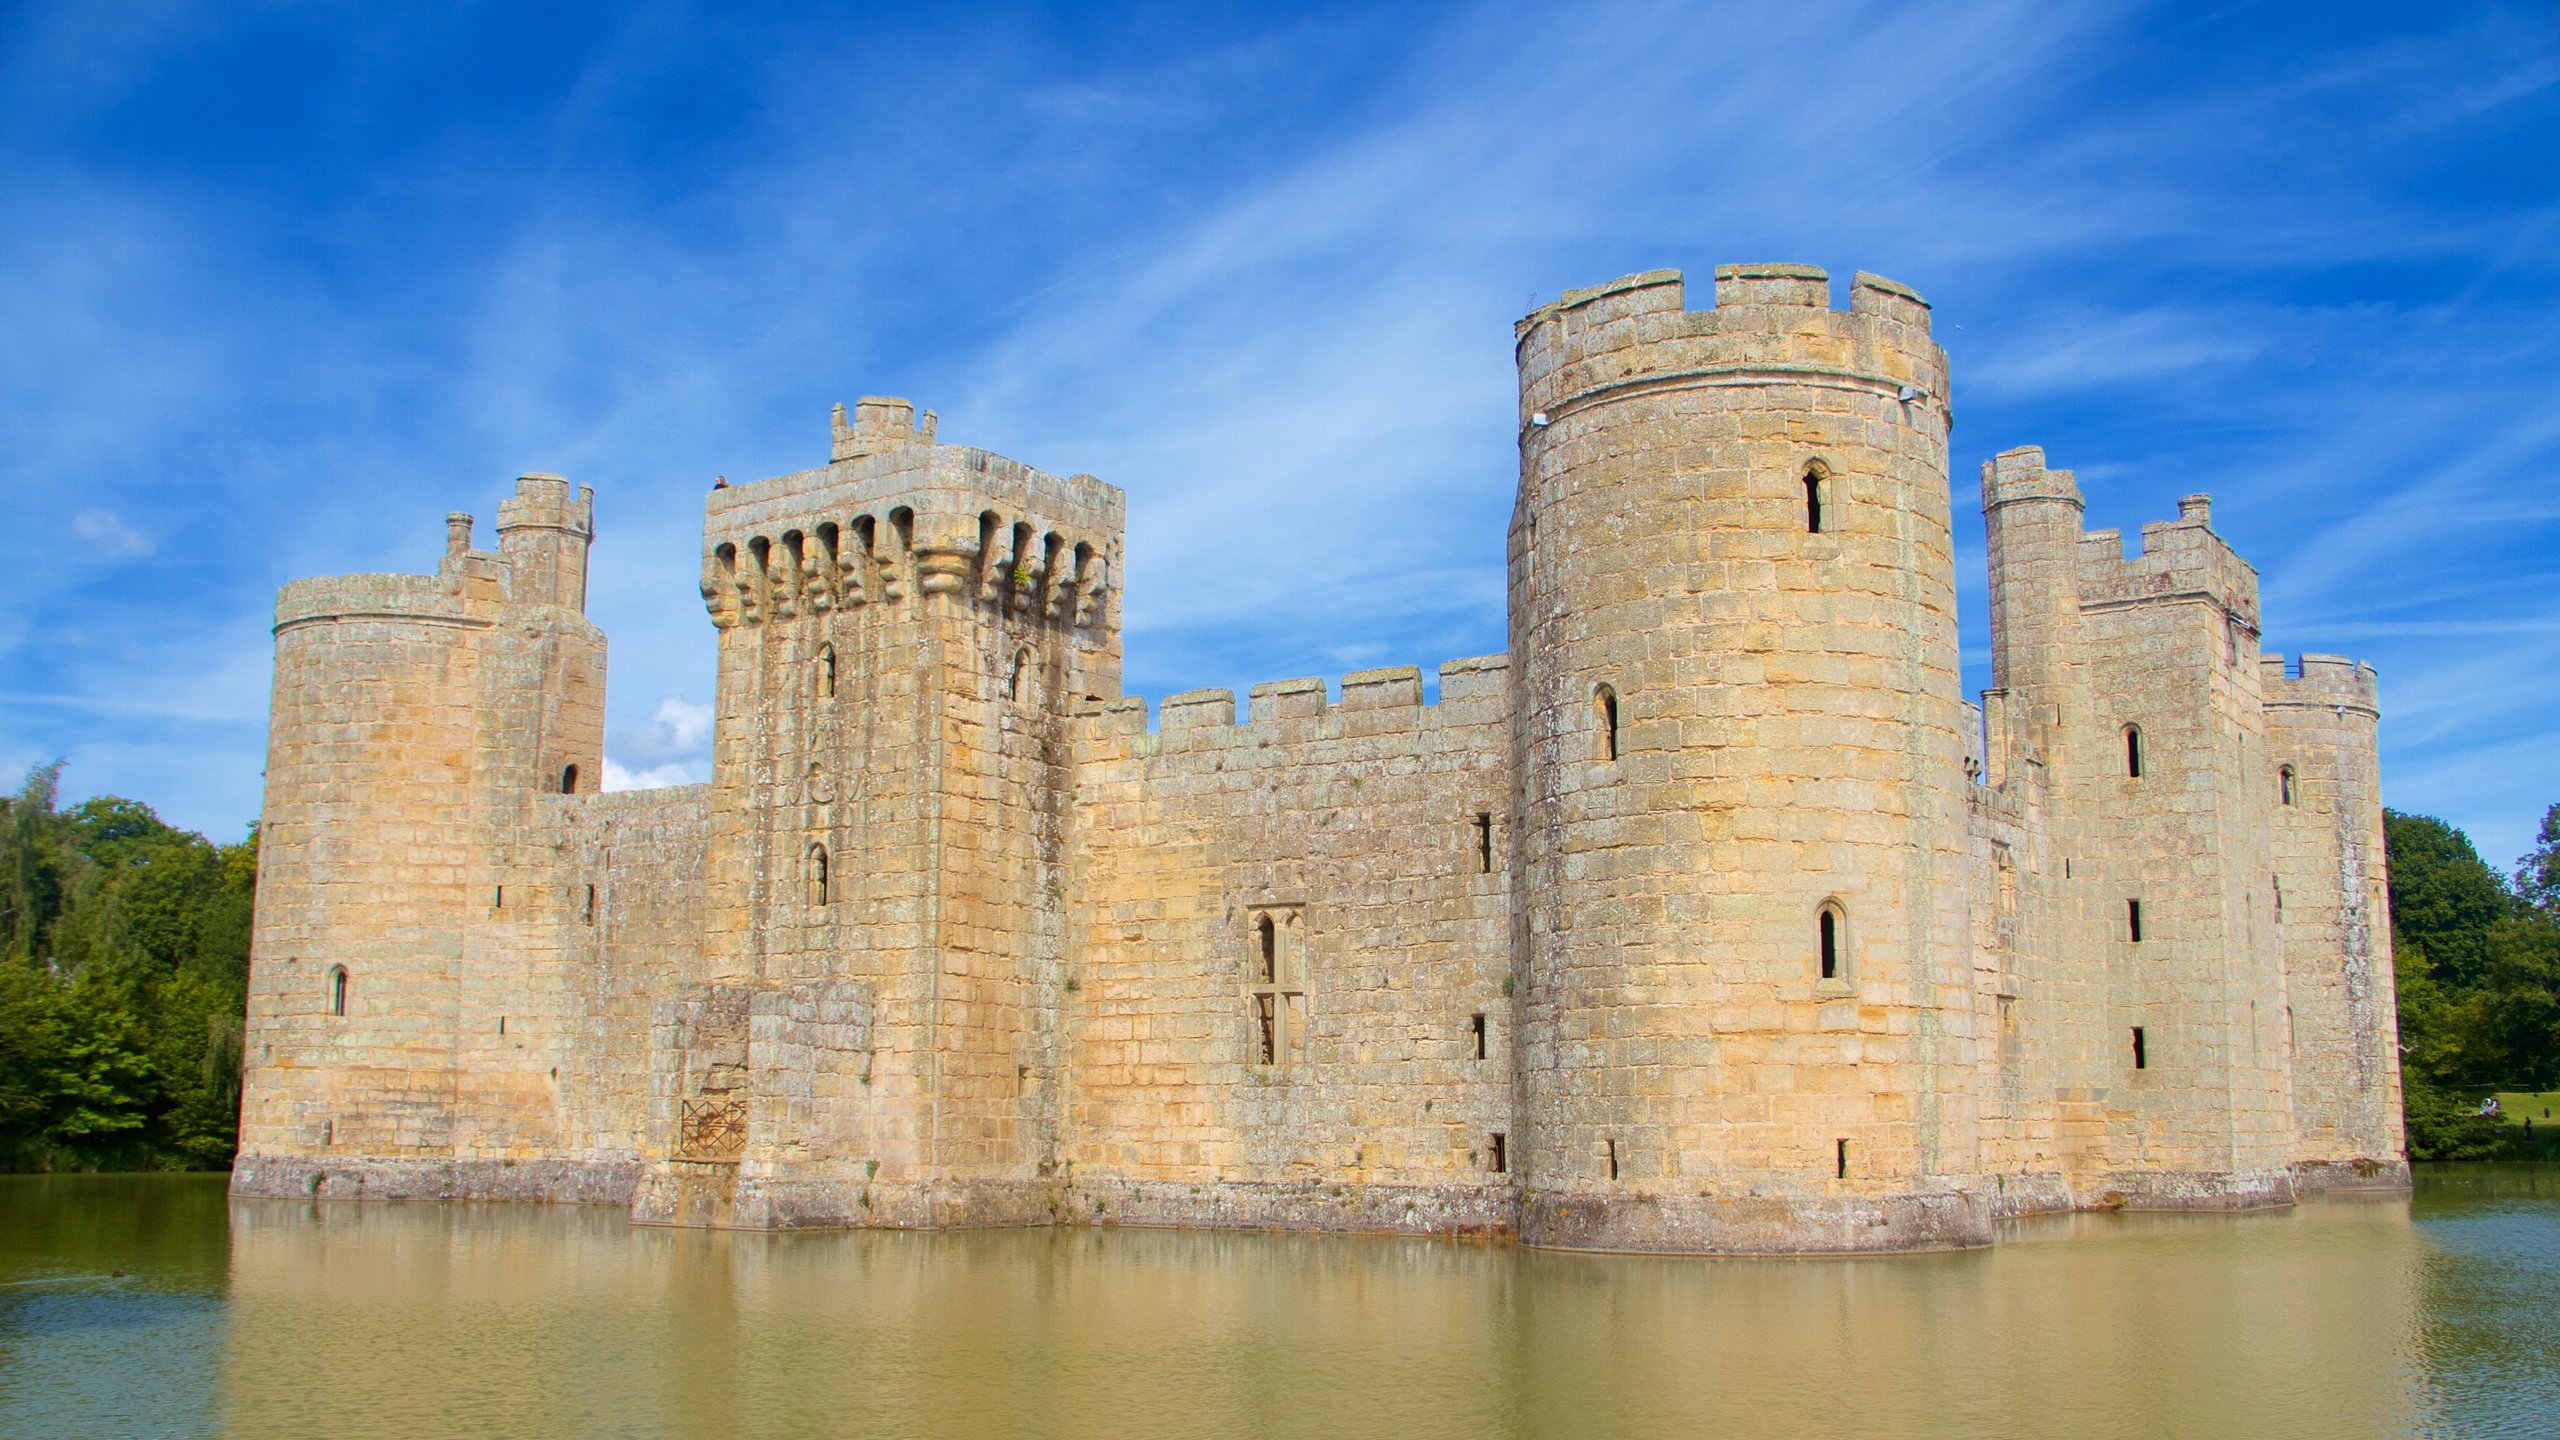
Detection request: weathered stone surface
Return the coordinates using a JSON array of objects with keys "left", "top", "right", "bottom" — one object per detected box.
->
[{"left": 234, "top": 265, "right": 2406, "bottom": 1253}]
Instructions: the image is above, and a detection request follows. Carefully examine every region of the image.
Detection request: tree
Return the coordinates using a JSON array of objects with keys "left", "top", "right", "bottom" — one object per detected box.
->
[
  {"left": 0, "top": 763, "right": 257, "bottom": 1172},
  {"left": 2518, "top": 803, "right": 2560, "bottom": 917},
  {"left": 2385, "top": 811, "right": 2514, "bottom": 989}
]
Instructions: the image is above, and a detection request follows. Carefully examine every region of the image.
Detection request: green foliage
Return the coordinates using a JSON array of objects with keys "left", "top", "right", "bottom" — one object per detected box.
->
[
  {"left": 2384, "top": 811, "right": 2515, "bottom": 988},
  {"left": 2518, "top": 803, "right": 2560, "bottom": 917},
  {"left": 0, "top": 764, "right": 254, "bottom": 1172},
  {"left": 2386, "top": 806, "right": 2560, "bottom": 1159}
]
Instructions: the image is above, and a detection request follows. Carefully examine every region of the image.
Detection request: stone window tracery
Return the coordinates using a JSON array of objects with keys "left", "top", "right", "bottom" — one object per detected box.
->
[{"left": 1246, "top": 907, "right": 1306, "bottom": 1069}]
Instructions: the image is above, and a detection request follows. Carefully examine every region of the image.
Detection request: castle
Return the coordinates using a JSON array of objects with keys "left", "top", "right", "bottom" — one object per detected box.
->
[{"left": 232, "top": 264, "right": 2407, "bottom": 1252}]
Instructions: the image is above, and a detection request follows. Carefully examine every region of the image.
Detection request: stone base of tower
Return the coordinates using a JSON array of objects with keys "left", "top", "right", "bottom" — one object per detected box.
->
[
  {"left": 2288, "top": 1157, "right": 2413, "bottom": 1194},
  {"left": 1517, "top": 1184, "right": 1995, "bottom": 1255},
  {"left": 629, "top": 1167, "right": 1065, "bottom": 1232},
  {"left": 1054, "top": 1177, "right": 1515, "bottom": 1238},
  {"left": 2081, "top": 1168, "right": 2297, "bottom": 1212},
  {"left": 228, "top": 1154, "right": 641, "bottom": 1206},
  {"left": 1988, "top": 1171, "right": 2078, "bottom": 1219},
  {"left": 627, "top": 1170, "right": 1518, "bottom": 1236}
]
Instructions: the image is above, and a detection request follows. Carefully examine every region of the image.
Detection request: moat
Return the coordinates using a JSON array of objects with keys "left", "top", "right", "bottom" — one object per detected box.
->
[{"left": 4, "top": 1168, "right": 2555, "bottom": 1438}]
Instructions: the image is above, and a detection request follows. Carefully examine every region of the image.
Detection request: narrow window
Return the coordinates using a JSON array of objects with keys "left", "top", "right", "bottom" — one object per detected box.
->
[
  {"left": 807, "top": 844, "right": 830, "bottom": 908},
  {"left": 2127, "top": 899, "right": 2144, "bottom": 943},
  {"left": 1836, "top": 1138, "right": 1849, "bottom": 1179},
  {"left": 328, "top": 966, "right": 348, "bottom": 1017},
  {"left": 1009, "top": 647, "right": 1032, "bottom": 702},
  {"left": 1489, "top": 1133, "right": 1508, "bottom": 1174},
  {"left": 1818, "top": 903, "right": 1845, "bottom": 981},
  {"left": 494, "top": 885, "right": 503, "bottom": 908},
  {"left": 816, "top": 643, "right": 837, "bottom": 699},
  {"left": 560, "top": 763, "right": 579, "bottom": 794},
  {"left": 2279, "top": 765, "right": 2296, "bottom": 805},
  {"left": 2123, "top": 725, "right": 2143, "bottom": 779},
  {"left": 1605, "top": 1138, "right": 1620, "bottom": 1181},
  {"left": 499, "top": 1015, "right": 507, "bottom": 1036},
  {"left": 1805, "top": 470, "right": 1824, "bottom": 533},
  {"left": 584, "top": 884, "right": 596, "bottom": 924},
  {"left": 323, "top": 1119, "right": 334, "bottom": 1145},
  {"left": 1473, "top": 812, "right": 1493, "bottom": 874},
  {"left": 1471, "top": 1013, "right": 1488, "bottom": 1060},
  {"left": 2132, "top": 1026, "right": 2148, "bottom": 1070},
  {"left": 1245, "top": 909, "right": 1305, "bottom": 1068},
  {"left": 1594, "top": 684, "right": 1619, "bottom": 762}
]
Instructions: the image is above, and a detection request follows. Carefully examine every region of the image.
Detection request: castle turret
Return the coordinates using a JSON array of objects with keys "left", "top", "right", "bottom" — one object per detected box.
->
[
  {"left": 1978, "top": 453, "right": 2303, "bottom": 1212},
  {"left": 1982, "top": 446, "right": 2085, "bottom": 781},
  {"left": 2265, "top": 654, "right": 2405, "bottom": 1188},
  {"left": 234, "top": 473, "right": 607, "bottom": 1200},
  {"left": 636, "top": 401, "right": 1123, "bottom": 1229},
  {"left": 1508, "top": 266, "right": 1986, "bottom": 1252}
]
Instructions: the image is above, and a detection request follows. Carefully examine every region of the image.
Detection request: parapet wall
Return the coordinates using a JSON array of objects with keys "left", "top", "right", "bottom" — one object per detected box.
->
[
  {"left": 1514, "top": 264, "right": 1946, "bottom": 431},
  {"left": 2262, "top": 653, "right": 2381, "bottom": 714},
  {"left": 2072, "top": 494, "right": 2261, "bottom": 633},
  {"left": 274, "top": 572, "right": 485, "bottom": 631},
  {"left": 1058, "top": 656, "right": 1515, "bottom": 1233},
  {"left": 702, "top": 408, "right": 1124, "bottom": 635}
]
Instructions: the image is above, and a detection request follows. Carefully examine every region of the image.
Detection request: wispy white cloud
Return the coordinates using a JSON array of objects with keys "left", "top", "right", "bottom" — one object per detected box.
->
[
  {"left": 70, "top": 507, "right": 153, "bottom": 557},
  {"left": 1, "top": 0, "right": 2554, "bottom": 867}
]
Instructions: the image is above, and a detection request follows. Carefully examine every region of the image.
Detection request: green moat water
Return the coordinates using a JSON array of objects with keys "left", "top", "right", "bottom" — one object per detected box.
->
[{"left": 3, "top": 1169, "right": 2555, "bottom": 1438}]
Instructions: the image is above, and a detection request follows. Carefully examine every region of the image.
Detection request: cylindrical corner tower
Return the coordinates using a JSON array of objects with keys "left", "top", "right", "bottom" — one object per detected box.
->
[
  {"left": 234, "top": 572, "right": 486, "bottom": 1197},
  {"left": 2266, "top": 655, "right": 2407, "bottom": 1190},
  {"left": 1508, "top": 263, "right": 1986, "bottom": 1252}
]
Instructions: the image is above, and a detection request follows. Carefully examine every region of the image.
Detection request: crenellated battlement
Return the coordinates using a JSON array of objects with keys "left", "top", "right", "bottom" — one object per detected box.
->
[
  {"left": 2262, "top": 653, "right": 2381, "bottom": 714},
  {"left": 1982, "top": 446, "right": 2084, "bottom": 511},
  {"left": 2073, "top": 491, "right": 2260, "bottom": 630},
  {"left": 831, "top": 396, "right": 938, "bottom": 461},
  {"left": 1076, "top": 655, "right": 1510, "bottom": 748},
  {"left": 1513, "top": 264, "right": 1947, "bottom": 436},
  {"left": 700, "top": 401, "right": 1123, "bottom": 631},
  {"left": 274, "top": 474, "right": 598, "bottom": 632}
]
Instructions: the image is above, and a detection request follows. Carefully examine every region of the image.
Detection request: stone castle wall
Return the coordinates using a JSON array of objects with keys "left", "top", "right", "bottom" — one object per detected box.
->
[
  {"left": 1056, "top": 658, "right": 1515, "bottom": 1233},
  {"left": 234, "top": 265, "right": 2408, "bottom": 1250}
]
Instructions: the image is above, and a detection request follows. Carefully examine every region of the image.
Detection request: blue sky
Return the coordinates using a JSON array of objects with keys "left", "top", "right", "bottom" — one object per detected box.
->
[{"left": 3, "top": 0, "right": 2556, "bottom": 868}]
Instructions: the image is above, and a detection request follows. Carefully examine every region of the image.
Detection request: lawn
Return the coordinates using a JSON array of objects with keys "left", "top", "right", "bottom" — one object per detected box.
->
[{"left": 2491, "top": 1091, "right": 2560, "bottom": 1127}]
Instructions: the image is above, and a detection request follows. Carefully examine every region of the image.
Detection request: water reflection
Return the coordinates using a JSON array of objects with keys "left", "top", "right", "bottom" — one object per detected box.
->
[{"left": 5, "top": 1171, "right": 2554, "bottom": 1438}]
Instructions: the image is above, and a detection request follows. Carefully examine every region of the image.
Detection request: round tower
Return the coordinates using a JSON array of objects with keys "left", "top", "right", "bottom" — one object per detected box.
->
[
  {"left": 234, "top": 476, "right": 603, "bottom": 1200},
  {"left": 234, "top": 568, "right": 487, "bottom": 1195},
  {"left": 1508, "top": 264, "right": 1986, "bottom": 1252}
]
